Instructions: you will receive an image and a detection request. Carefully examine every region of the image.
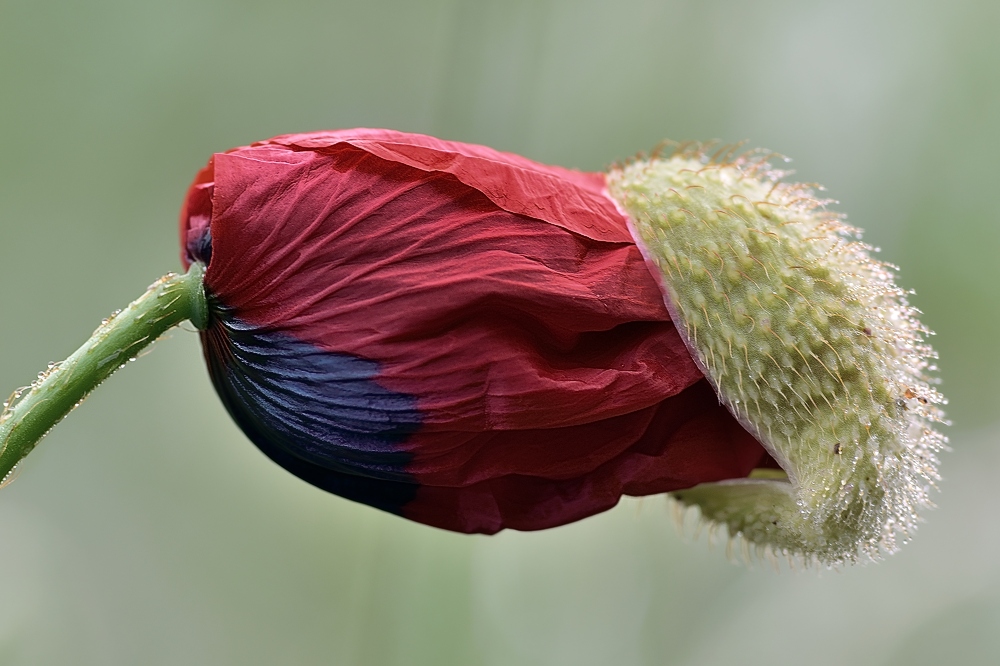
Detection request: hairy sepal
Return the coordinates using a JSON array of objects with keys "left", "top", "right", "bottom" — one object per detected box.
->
[{"left": 607, "top": 147, "right": 947, "bottom": 566}]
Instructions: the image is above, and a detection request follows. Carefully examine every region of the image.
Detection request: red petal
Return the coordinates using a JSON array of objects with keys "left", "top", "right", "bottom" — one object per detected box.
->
[
  {"left": 180, "top": 129, "right": 770, "bottom": 532},
  {"left": 261, "top": 129, "right": 630, "bottom": 243},
  {"left": 405, "top": 381, "right": 764, "bottom": 533}
]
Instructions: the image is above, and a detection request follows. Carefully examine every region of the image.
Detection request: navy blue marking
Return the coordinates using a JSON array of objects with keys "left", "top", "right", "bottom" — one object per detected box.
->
[
  {"left": 201, "top": 300, "right": 422, "bottom": 515},
  {"left": 187, "top": 227, "right": 213, "bottom": 266}
]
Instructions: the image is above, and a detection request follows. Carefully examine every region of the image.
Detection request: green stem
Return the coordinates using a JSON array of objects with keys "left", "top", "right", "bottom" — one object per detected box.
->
[{"left": 0, "top": 263, "right": 207, "bottom": 484}]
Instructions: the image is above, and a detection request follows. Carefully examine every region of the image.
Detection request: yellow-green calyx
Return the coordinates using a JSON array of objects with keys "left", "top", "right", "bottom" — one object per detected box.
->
[{"left": 606, "top": 145, "right": 947, "bottom": 566}]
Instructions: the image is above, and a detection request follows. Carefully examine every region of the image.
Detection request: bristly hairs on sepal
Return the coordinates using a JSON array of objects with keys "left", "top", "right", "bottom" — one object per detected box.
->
[{"left": 607, "top": 142, "right": 949, "bottom": 568}]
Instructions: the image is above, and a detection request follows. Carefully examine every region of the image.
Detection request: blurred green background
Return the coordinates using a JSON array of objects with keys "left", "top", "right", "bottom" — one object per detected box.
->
[{"left": 1, "top": 0, "right": 997, "bottom": 664}]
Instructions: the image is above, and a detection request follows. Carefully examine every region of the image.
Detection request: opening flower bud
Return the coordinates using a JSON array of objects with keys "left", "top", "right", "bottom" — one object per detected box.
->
[{"left": 0, "top": 130, "right": 946, "bottom": 567}]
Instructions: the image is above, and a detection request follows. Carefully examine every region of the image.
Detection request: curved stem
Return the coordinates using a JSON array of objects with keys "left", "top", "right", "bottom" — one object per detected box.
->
[{"left": 0, "top": 263, "right": 206, "bottom": 483}]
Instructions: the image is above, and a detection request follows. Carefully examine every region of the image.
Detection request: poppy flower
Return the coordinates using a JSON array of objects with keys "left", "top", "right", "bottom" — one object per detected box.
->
[
  {"left": 178, "top": 129, "right": 773, "bottom": 536},
  {"left": 0, "top": 129, "right": 945, "bottom": 566}
]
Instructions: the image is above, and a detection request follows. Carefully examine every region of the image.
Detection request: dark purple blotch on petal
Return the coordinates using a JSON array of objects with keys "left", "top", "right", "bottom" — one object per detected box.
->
[
  {"left": 187, "top": 228, "right": 212, "bottom": 267},
  {"left": 201, "top": 300, "right": 423, "bottom": 515}
]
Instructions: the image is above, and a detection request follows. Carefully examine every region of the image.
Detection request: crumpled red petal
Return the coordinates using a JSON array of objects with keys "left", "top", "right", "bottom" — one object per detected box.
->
[{"left": 180, "top": 129, "right": 770, "bottom": 533}]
